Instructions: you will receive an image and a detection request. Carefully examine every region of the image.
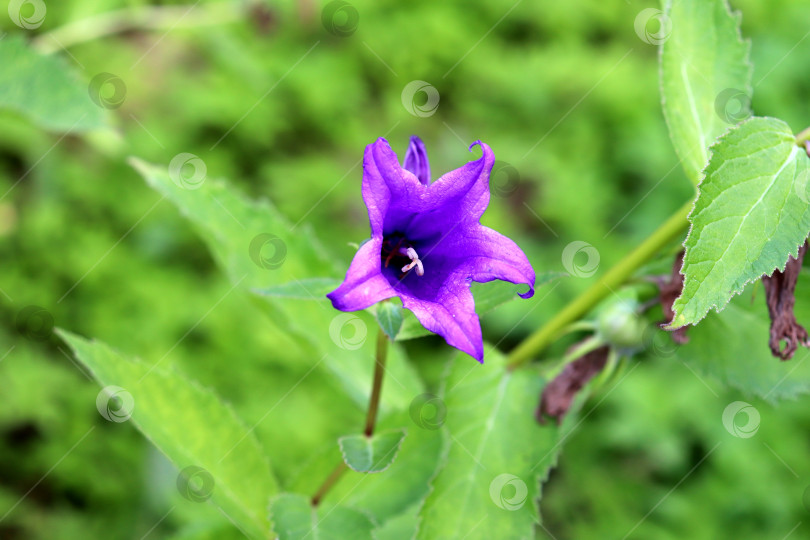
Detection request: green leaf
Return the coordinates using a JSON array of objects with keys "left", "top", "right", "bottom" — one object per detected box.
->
[
  {"left": 0, "top": 35, "right": 106, "bottom": 131},
  {"left": 130, "top": 158, "right": 426, "bottom": 411},
  {"left": 58, "top": 330, "right": 278, "bottom": 540},
  {"left": 338, "top": 428, "right": 407, "bottom": 473},
  {"left": 269, "top": 493, "right": 375, "bottom": 540},
  {"left": 678, "top": 272, "right": 810, "bottom": 402},
  {"left": 252, "top": 277, "right": 341, "bottom": 300},
  {"left": 660, "top": 0, "right": 752, "bottom": 184},
  {"left": 670, "top": 117, "right": 810, "bottom": 327},
  {"left": 374, "top": 302, "right": 404, "bottom": 341},
  {"left": 398, "top": 272, "right": 566, "bottom": 341},
  {"left": 416, "top": 349, "right": 570, "bottom": 539}
]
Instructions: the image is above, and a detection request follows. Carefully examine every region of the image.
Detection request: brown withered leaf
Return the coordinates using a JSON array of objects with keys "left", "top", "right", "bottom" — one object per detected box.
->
[
  {"left": 655, "top": 250, "right": 689, "bottom": 344},
  {"left": 536, "top": 343, "right": 610, "bottom": 425},
  {"left": 762, "top": 241, "right": 809, "bottom": 360}
]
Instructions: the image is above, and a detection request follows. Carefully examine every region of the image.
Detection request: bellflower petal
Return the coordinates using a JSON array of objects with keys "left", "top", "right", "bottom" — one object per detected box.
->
[
  {"left": 403, "top": 135, "right": 431, "bottom": 185},
  {"left": 328, "top": 136, "right": 535, "bottom": 362},
  {"left": 431, "top": 224, "right": 536, "bottom": 299},
  {"left": 327, "top": 238, "right": 396, "bottom": 311}
]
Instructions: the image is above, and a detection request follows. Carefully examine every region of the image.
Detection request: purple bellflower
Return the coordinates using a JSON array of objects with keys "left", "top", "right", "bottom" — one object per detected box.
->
[{"left": 327, "top": 136, "right": 536, "bottom": 362}]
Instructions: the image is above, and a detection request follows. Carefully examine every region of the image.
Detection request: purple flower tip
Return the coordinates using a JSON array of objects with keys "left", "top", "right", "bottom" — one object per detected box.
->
[
  {"left": 327, "top": 137, "right": 536, "bottom": 362},
  {"left": 403, "top": 135, "right": 431, "bottom": 185}
]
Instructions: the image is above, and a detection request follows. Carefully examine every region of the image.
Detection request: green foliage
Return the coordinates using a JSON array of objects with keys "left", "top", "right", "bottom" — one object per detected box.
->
[
  {"left": 677, "top": 271, "right": 810, "bottom": 402},
  {"left": 416, "top": 349, "right": 569, "bottom": 539},
  {"left": 374, "top": 302, "right": 404, "bottom": 341},
  {"left": 660, "top": 0, "right": 752, "bottom": 184},
  {"left": 0, "top": 36, "right": 105, "bottom": 132},
  {"left": 129, "top": 158, "right": 426, "bottom": 411},
  {"left": 59, "top": 331, "right": 278, "bottom": 539},
  {"left": 269, "top": 494, "right": 375, "bottom": 540},
  {"left": 671, "top": 117, "right": 810, "bottom": 327},
  {"left": 338, "top": 428, "right": 406, "bottom": 473}
]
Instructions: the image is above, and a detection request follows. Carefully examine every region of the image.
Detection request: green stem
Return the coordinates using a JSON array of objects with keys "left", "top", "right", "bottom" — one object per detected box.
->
[
  {"left": 506, "top": 199, "right": 693, "bottom": 368},
  {"left": 311, "top": 328, "right": 389, "bottom": 506},
  {"left": 795, "top": 127, "right": 810, "bottom": 147},
  {"left": 364, "top": 328, "right": 388, "bottom": 436},
  {"left": 31, "top": 3, "right": 241, "bottom": 54},
  {"left": 310, "top": 462, "right": 347, "bottom": 507}
]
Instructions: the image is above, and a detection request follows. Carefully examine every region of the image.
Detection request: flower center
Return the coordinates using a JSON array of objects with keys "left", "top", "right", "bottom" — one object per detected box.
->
[{"left": 381, "top": 235, "right": 424, "bottom": 277}]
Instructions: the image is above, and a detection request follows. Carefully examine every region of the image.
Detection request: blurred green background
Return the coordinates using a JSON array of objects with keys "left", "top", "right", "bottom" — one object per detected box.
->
[{"left": 2, "top": 0, "right": 810, "bottom": 538}]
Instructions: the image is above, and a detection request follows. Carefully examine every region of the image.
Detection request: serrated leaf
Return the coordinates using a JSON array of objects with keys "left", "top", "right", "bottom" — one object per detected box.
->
[
  {"left": 678, "top": 273, "right": 810, "bottom": 403},
  {"left": 397, "top": 272, "right": 566, "bottom": 341},
  {"left": 660, "top": 0, "right": 752, "bottom": 184},
  {"left": 0, "top": 35, "right": 106, "bottom": 131},
  {"left": 58, "top": 330, "right": 277, "bottom": 540},
  {"left": 338, "top": 428, "right": 406, "bottom": 473},
  {"left": 416, "top": 349, "right": 570, "bottom": 539},
  {"left": 130, "top": 158, "right": 426, "bottom": 411},
  {"left": 252, "top": 277, "right": 341, "bottom": 300},
  {"left": 671, "top": 117, "right": 810, "bottom": 327},
  {"left": 269, "top": 493, "right": 375, "bottom": 540},
  {"left": 374, "top": 302, "right": 404, "bottom": 341}
]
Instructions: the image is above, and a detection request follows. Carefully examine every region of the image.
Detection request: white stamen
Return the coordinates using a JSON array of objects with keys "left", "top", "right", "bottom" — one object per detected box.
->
[{"left": 400, "top": 247, "right": 424, "bottom": 276}]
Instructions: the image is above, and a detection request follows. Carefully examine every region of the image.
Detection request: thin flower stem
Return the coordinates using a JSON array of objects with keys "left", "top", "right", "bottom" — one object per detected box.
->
[
  {"left": 311, "top": 328, "right": 389, "bottom": 506},
  {"left": 506, "top": 199, "right": 694, "bottom": 368},
  {"left": 364, "top": 328, "right": 389, "bottom": 436},
  {"left": 311, "top": 462, "right": 348, "bottom": 507}
]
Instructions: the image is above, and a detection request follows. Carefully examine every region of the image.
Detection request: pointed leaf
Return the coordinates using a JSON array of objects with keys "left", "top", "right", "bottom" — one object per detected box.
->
[
  {"left": 374, "top": 302, "right": 404, "bottom": 341},
  {"left": 671, "top": 117, "right": 810, "bottom": 327},
  {"left": 58, "top": 330, "right": 277, "bottom": 540},
  {"left": 269, "top": 494, "right": 375, "bottom": 540},
  {"left": 338, "top": 428, "right": 406, "bottom": 473},
  {"left": 660, "top": 0, "right": 752, "bottom": 184}
]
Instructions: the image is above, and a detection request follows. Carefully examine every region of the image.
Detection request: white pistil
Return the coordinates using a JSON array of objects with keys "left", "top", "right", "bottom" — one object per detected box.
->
[{"left": 400, "top": 247, "right": 424, "bottom": 276}]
